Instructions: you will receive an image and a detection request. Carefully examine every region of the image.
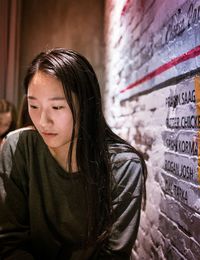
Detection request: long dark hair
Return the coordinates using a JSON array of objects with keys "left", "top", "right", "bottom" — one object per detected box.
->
[
  {"left": 24, "top": 48, "right": 147, "bottom": 245},
  {"left": 17, "top": 95, "right": 32, "bottom": 128}
]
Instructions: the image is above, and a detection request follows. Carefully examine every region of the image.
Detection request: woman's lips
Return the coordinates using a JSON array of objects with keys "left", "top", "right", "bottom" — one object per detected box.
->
[{"left": 42, "top": 132, "right": 57, "bottom": 136}]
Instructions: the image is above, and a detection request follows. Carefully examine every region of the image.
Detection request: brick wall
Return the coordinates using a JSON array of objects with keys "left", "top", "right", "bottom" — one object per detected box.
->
[{"left": 104, "top": 0, "right": 200, "bottom": 259}]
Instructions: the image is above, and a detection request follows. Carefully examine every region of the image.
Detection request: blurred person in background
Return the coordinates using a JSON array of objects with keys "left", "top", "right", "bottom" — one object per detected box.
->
[{"left": 0, "top": 99, "right": 17, "bottom": 146}]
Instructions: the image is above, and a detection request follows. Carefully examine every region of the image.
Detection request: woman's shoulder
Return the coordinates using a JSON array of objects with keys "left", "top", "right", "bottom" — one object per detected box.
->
[
  {"left": 108, "top": 142, "right": 141, "bottom": 165},
  {"left": 6, "top": 126, "right": 36, "bottom": 139},
  {"left": 1, "top": 126, "right": 38, "bottom": 150},
  {"left": 108, "top": 142, "right": 144, "bottom": 198}
]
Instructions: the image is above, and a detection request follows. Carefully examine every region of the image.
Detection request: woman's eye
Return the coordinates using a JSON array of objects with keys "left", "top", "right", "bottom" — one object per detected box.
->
[
  {"left": 29, "top": 105, "right": 38, "bottom": 109},
  {"left": 52, "top": 106, "right": 64, "bottom": 110}
]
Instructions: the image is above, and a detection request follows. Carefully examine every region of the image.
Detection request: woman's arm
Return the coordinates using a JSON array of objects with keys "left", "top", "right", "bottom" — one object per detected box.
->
[
  {"left": 0, "top": 134, "right": 34, "bottom": 260},
  {"left": 96, "top": 153, "right": 143, "bottom": 259}
]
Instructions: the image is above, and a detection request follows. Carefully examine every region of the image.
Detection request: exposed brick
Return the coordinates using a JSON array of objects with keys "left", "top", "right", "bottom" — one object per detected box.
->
[
  {"left": 105, "top": 0, "right": 200, "bottom": 259},
  {"left": 160, "top": 194, "right": 200, "bottom": 243},
  {"left": 159, "top": 213, "right": 200, "bottom": 258}
]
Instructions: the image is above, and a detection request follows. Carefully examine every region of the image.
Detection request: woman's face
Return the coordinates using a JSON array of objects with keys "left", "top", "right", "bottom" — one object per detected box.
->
[
  {"left": 27, "top": 71, "right": 78, "bottom": 154},
  {"left": 0, "top": 111, "right": 12, "bottom": 137}
]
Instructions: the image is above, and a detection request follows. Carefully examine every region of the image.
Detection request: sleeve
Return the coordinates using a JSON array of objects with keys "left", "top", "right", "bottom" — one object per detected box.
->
[
  {"left": 96, "top": 154, "right": 143, "bottom": 260},
  {"left": 0, "top": 136, "right": 34, "bottom": 260}
]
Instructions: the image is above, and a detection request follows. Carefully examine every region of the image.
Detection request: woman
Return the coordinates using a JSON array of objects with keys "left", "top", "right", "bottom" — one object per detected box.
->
[
  {"left": 0, "top": 99, "right": 17, "bottom": 146},
  {"left": 0, "top": 48, "right": 146, "bottom": 259}
]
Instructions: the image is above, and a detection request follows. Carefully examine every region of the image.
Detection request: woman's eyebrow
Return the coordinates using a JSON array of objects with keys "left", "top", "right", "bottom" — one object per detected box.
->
[
  {"left": 27, "top": 96, "right": 37, "bottom": 100},
  {"left": 48, "top": 97, "right": 66, "bottom": 101},
  {"left": 27, "top": 96, "right": 66, "bottom": 101}
]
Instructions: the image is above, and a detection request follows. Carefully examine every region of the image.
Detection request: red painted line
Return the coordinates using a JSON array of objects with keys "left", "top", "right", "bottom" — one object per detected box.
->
[
  {"left": 120, "top": 45, "right": 200, "bottom": 93},
  {"left": 121, "top": 0, "right": 132, "bottom": 16}
]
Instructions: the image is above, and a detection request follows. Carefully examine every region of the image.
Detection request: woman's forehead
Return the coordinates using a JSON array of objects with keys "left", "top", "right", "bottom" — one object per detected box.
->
[{"left": 28, "top": 71, "right": 65, "bottom": 97}]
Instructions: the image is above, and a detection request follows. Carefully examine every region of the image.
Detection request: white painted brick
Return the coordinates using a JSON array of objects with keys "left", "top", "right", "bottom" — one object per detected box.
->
[{"left": 105, "top": 0, "right": 200, "bottom": 259}]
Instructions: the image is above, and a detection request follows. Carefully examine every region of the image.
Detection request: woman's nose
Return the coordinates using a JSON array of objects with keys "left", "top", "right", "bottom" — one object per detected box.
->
[{"left": 39, "top": 111, "right": 52, "bottom": 127}]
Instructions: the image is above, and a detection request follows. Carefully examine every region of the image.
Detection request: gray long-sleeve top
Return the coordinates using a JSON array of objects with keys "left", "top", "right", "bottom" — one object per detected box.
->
[{"left": 0, "top": 129, "right": 143, "bottom": 260}]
